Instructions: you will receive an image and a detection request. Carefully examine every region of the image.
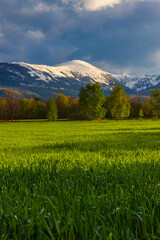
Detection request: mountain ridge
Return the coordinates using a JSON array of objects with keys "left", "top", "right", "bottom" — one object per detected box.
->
[{"left": 0, "top": 60, "right": 160, "bottom": 99}]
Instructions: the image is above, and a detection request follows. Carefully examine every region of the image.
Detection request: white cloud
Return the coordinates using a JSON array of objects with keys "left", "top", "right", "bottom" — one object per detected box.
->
[
  {"left": 26, "top": 30, "right": 45, "bottom": 41},
  {"left": 146, "top": 49, "right": 160, "bottom": 74},
  {"left": 0, "top": 32, "right": 4, "bottom": 38},
  {"left": 62, "top": 0, "right": 160, "bottom": 12},
  {"left": 62, "top": 0, "right": 121, "bottom": 11},
  {"left": 152, "top": 49, "right": 160, "bottom": 71},
  {"left": 153, "top": 48, "right": 160, "bottom": 62},
  {"left": 93, "top": 60, "right": 156, "bottom": 75},
  {"left": 21, "top": 2, "right": 53, "bottom": 15},
  {"left": 81, "top": 0, "right": 121, "bottom": 11},
  {"left": 33, "top": 2, "right": 52, "bottom": 13}
]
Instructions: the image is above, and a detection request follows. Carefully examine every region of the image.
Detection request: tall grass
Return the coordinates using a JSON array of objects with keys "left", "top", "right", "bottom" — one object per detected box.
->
[{"left": 0, "top": 120, "right": 160, "bottom": 239}]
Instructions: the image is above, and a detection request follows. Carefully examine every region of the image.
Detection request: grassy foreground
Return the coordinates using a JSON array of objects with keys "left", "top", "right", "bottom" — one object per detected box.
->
[{"left": 0, "top": 120, "right": 160, "bottom": 240}]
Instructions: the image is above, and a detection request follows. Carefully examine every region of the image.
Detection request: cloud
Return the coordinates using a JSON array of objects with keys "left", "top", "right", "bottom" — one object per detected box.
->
[
  {"left": 62, "top": 0, "right": 160, "bottom": 11},
  {"left": 32, "top": 2, "right": 52, "bottom": 13},
  {"left": 25, "top": 30, "right": 45, "bottom": 41},
  {"left": 151, "top": 48, "right": 160, "bottom": 72},
  {"left": 0, "top": 0, "right": 160, "bottom": 74},
  {"left": 62, "top": 0, "right": 121, "bottom": 11},
  {"left": 82, "top": 0, "right": 122, "bottom": 11},
  {"left": 153, "top": 48, "right": 160, "bottom": 63},
  {"left": 20, "top": 2, "right": 54, "bottom": 15},
  {"left": 0, "top": 32, "right": 4, "bottom": 38},
  {"left": 93, "top": 59, "right": 160, "bottom": 75}
]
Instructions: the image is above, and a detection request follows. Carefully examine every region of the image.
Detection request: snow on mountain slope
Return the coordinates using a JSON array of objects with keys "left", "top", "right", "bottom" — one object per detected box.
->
[
  {"left": 114, "top": 74, "right": 160, "bottom": 92},
  {"left": 55, "top": 60, "right": 112, "bottom": 84},
  {"left": 1, "top": 59, "right": 160, "bottom": 99},
  {"left": 15, "top": 60, "right": 114, "bottom": 85},
  {"left": 0, "top": 60, "right": 117, "bottom": 98}
]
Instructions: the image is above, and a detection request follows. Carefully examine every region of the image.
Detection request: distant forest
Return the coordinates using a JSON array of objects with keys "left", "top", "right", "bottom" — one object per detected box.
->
[{"left": 0, "top": 83, "right": 159, "bottom": 121}]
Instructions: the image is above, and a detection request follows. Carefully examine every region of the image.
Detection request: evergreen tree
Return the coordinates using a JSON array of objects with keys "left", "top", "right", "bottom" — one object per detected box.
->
[
  {"left": 79, "top": 82, "right": 106, "bottom": 120},
  {"left": 109, "top": 84, "right": 130, "bottom": 120},
  {"left": 47, "top": 98, "right": 57, "bottom": 121}
]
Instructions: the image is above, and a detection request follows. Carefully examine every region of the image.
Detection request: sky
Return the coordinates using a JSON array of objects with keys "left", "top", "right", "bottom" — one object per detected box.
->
[{"left": 0, "top": 0, "right": 160, "bottom": 75}]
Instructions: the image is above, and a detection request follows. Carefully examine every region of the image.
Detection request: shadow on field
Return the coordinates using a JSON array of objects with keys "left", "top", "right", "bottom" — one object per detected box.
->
[
  {"left": 6, "top": 131, "right": 160, "bottom": 155},
  {"left": 1, "top": 157, "right": 160, "bottom": 240},
  {"left": 86, "top": 128, "right": 160, "bottom": 132}
]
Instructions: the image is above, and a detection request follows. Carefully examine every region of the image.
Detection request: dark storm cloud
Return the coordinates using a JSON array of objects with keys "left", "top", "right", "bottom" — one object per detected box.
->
[{"left": 0, "top": 0, "right": 160, "bottom": 74}]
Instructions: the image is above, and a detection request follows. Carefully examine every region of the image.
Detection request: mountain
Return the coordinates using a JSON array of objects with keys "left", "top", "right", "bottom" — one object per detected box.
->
[
  {"left": 0, "top": 60, "right": 117, "bottom": 99},
  {"left": 115, "top": 74, "right": 160, "bottom": 92},
  {"left": 0, "top": 59, "right": 160, "bottom": 99}
]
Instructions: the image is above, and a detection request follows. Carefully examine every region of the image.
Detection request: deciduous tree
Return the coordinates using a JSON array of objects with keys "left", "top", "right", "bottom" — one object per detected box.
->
[
  {"left": 5, "top": 90, "right": 19, "bottom": 121},
  {"left": 150, "top": 89, "right": 160, "bottom": 119},
  {"left": 55, "top": 94, "right": 70, "bottom": 118},
  {"left": 109, "top": 84, "right": 130, "bottom": 120},
  {"left": 141, "top": 98, "right": 152, "bottom": 118},
  {"left": 130, "top": 98, "right": 141, "bottom": 118},
  {"left": 139, "top": 108, "right": 144, "bottom": 120},
  {"left": 18, "top": 98, "right": 31, "bottom": 119},
  {"left": 47, "top": 98, "right": 57, "bottom": 121},
  {"left": 0, "top": 97, "right": 8, "bottom": 120},
  {"left": 79, "top": 82, "right": 106, "bottom": 120}
]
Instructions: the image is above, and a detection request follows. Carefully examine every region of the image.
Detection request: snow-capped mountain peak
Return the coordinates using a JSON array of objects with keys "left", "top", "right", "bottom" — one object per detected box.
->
[
  {"left": 115, "top": 74, "right": 160, "bottom": 92},
  {"left": 0, "top": 60, "right": 117, "bottom": 99},
  {"left": 15, "top": 60, "right": 113, "bottom": 84},
  {"left": 1, "top": 60, "right": 160, "bottom": 99}
]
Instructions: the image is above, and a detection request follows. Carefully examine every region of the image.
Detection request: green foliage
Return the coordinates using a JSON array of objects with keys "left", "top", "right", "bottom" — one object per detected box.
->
[
  {"left": 2, "top": 86, "right": 160, "bottom": 121},
  {"left": 130, "top": 98, "right": 141, "bottom": 118},
  {"left": 142, "top": 98, "right": 152, "bottom": 118},
  {"left": 35, "top": 101, "right": 46, "bottom": 119},
  {"left": 19, "top": 98, "right": 31, "bottom": 119},
  {"left": 0, "top": 120, "right": 160, "bottom": 239},
  {"left": 138, "top": 108, "right": 144, "bottom": 119},
  {"left": 47, "top": 98, "right": 57, "bottom": 121},
  {"left": 5, "top": 89, "right": 19, "bottom": 121},
  {"left": 150, "top": 89, "right": 160, "bottom": 119},
  {"left": 103, "top": 95, "right": 113, "bottom": 118},
  {"left": 79, "top": 82, "right": 106, "bottom": 120},
  {"left": 109, "top": 84, "right": 130, "bottom": 120},
  {"left": 29, "top": 98, "right": 37, "bottom": 118},
  {"left": 29, "top": 98, "right": 46, "bottom": 119},
  {"left": 0, "top": 97, "right": 8, "bottom": 120},
  {"left": 70, "top": 98, "right": 79, "bottom": 114},
  {"left": 55, "top": 94, "right": 70, "bottom": 118},
  {"left": 67, "top": 97, "right": 82, "bottom": 119}
]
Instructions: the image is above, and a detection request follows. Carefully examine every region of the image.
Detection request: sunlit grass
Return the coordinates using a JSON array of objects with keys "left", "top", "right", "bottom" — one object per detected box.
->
[{"left": 0, "top": 120, "right": 160, "bottom": 239}]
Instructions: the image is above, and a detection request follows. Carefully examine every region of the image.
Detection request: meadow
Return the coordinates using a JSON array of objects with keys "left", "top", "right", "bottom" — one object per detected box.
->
[{"left": 0, "top": 120, "right": 160, "bottom": 240}]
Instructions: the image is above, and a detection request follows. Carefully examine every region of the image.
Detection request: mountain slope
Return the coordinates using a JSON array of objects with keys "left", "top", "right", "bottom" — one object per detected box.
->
[
  {"left": 115, "top": 74, "right": 160, "bottom": 92},
  {"left": 1, "top": 60, "right": 160, "bottom": 99},
  {"left": 0, "top": 60, "right": 117, "bottom": 98}
]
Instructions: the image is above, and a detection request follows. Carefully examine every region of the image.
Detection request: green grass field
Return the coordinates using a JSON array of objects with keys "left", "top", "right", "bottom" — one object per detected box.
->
[{"left": 0, "top": 120, "right": 160, "bottom": 240}]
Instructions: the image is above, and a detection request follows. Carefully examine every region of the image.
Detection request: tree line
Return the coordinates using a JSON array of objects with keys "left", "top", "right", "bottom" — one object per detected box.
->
[{"left": 0, "top": 83, "right": 160, "bottom": 121}]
